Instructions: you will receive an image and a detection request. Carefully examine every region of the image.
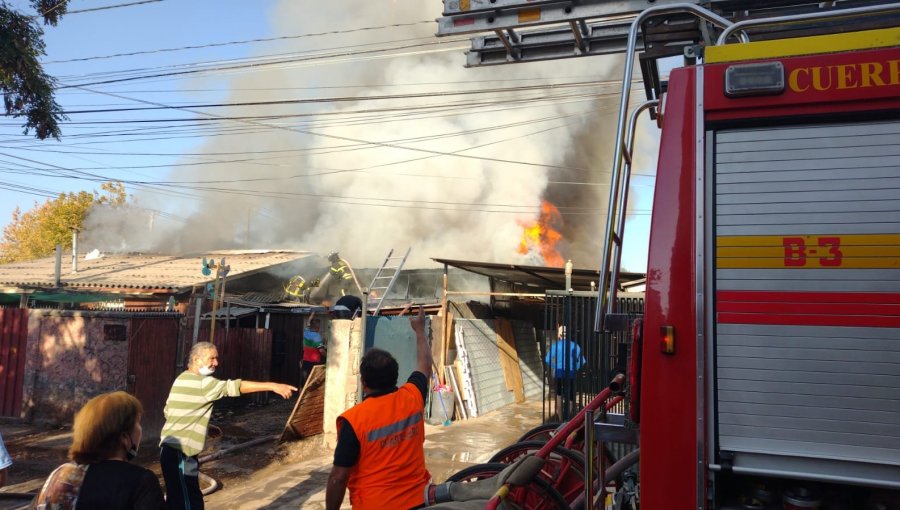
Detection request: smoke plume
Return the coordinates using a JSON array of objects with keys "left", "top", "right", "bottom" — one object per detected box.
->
[{"left": 84, "top": 1, "right": 631, "bottom": 271}]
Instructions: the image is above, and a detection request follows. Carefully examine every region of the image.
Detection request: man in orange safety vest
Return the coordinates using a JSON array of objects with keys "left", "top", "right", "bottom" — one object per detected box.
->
[{"left": 325, "top": 307, "right": 432, "bottom": 510}]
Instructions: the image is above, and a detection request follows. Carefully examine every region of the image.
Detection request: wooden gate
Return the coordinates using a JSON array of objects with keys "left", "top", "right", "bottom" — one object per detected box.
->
[
  {"left": 0, "top": 308, "right": 28, "bottom": 417},
  {"left": 127, "top": 317, "right": 180, "bottom": 438}
]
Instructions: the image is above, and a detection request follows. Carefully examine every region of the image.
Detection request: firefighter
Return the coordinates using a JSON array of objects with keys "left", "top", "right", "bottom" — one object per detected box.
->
[
  {"left": 284, "top": 275, "right": 319, "bottom": 302},
  {"left": 328, "top": 252, "right": 354, "bottom": 296},
  {"left": 284, "top": 275, "right": 307, "bottom": 300}
]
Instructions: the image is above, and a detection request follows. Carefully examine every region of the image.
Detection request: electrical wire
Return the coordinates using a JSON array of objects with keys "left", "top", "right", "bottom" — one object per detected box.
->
[
  {"left": 0, "top": 17, "right": 657, "bottom": 218},
  {"left": 67, "top": 0, "right": 163, "bottom": 14},
  {"left": 58, "top": 79, "right": 615, "bottom": 114},
  {"left": 56, "top": 40, "right": 470, "bottom": 88},
  {"left": 45, "top": 19, "right": 434, "bottom": 64},
  {"left": 59, "top": 83, "right": 601, "bottom": 174}
]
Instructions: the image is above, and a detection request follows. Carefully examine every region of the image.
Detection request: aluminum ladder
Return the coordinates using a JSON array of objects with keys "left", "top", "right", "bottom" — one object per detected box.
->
[{"left": 367, "top": 248, "right": 411, "bottom": 315}]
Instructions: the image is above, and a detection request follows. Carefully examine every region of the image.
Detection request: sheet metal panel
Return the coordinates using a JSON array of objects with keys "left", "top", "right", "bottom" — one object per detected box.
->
[
  {"left": 456, "top": 319, "right": 516, "bottom": 416},
  {"left": 713, "top": 119, "right": 900, "bottom": 483}
]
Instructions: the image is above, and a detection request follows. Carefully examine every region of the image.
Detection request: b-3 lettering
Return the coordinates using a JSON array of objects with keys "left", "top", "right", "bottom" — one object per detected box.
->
[{"left": 782, "top": 237, "right": 843, "bottom": 267}]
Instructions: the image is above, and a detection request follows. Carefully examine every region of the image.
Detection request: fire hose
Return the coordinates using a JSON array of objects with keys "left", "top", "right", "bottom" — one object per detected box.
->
[{"left": 197, "top": 433, "right": 280, "bottom": 496}]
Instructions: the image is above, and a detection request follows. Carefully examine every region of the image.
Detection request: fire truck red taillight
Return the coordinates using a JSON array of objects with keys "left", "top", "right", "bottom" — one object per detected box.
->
[{"left": 660, "top": 326, "right": 675, "bottom": 355}]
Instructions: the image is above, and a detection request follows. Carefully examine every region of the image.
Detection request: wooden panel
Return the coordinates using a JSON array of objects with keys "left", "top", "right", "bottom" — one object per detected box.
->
[
  {"left": 495, "top": 319, "right": 525, "bottom": 403},
  {"left": 0, "top": 308, "right": 28, "bottom": 416},
  {"left": 280, "top": 364, "right": 325, "bottom": 442},
  {"left": 128, "top": 317, "right": 179, "bottom": 438}
]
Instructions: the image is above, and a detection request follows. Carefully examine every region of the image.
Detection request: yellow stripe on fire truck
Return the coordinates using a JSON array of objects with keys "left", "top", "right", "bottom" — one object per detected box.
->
[
  {"left": 716, "top": 234, "right": 900, "bottom": 269},
  {"left": 705, "top": 26, "right": 900, "bottom": 64}
]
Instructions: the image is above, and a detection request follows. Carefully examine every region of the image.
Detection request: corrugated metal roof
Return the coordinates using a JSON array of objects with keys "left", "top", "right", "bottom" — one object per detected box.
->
[
  {"left": 432, "top": 258, "right": 644, "bottom": 293},
  {"left": 204, "top": 306, "right": 258, "bottom": 319},
  {"left": 224, "top": 293, "right": 329, "bottom": 314},
  {"left": 0, "top": 250, "right": 313, "bottom": 294}
]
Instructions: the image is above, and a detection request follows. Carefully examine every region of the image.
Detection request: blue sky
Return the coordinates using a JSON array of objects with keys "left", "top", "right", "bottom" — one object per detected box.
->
[
  {"left": 0, "top": 0, "right": 279, "bottom": 221},
  {"left": 0, "top": 0, "right": 659, "bottom": 273}
]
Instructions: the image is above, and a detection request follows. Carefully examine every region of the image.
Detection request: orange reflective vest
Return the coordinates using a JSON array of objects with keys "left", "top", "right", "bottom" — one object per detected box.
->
[{"left": 338, "top": 383, "right": 430, "bottom": 510}]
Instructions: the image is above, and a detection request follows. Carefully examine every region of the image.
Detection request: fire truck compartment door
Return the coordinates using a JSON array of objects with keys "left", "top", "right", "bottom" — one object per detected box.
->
[{"left": 713, "top": 119, "right": 900, "bottom": 488}]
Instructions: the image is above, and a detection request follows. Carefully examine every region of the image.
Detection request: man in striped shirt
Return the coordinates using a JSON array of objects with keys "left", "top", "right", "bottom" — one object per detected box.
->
[{"left": 159, "top": 341, "right": 296, "bottom": 510}]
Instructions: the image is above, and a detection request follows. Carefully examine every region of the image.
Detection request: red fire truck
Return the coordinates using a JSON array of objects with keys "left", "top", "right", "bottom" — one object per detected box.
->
[{"left": 439, "top": 2, "right": 900, "bottom": 508}]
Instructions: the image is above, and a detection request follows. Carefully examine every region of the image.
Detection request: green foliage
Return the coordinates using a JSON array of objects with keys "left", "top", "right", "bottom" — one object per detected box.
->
[
  {"left": 0, "top": 181, "right": 128, "bottom": 263},
  {"left": 31, "top": 0, "right": 69, "bottom": 26},
  {"left": 0, "top": 0, "right": 68, "bottom": 139}
]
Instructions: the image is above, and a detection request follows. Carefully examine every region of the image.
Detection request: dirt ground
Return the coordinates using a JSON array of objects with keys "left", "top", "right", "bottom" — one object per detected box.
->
[
  {"left": 0, "top": 397, "right": 315, "bottom": 508},
  {"left": 1, "top": 397, "right": 544, "bottom": 509}
]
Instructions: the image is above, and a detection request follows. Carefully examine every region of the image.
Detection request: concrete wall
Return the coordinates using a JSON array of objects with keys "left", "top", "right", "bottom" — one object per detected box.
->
[
  {"left": 22, "top": 311, "right": 129, "bottom": 424},
  {"left": 323, "top": 318, "right": 362, "bottom": 447}
]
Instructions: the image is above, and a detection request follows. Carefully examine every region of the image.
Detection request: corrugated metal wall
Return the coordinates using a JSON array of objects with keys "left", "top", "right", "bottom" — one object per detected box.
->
[
  {"left": 0, "top": 308, "right": 28, "bottom": 417},
  {"left": 266, "top": 314, "right": 307, "bottom": 387},
  {"left": 200, "top": 327, "right": 273, "bottom": 405},
  {"left": 456, "top": 319, "right": 517, "bottom": 416},
  {"left": 128, "top": 317, "right": 180, "bottom": 438}
]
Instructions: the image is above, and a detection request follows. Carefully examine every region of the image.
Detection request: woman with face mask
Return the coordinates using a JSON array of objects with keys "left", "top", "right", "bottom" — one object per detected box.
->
[{"left": 30, "top": 391, "right": 165, "bottom": 510}]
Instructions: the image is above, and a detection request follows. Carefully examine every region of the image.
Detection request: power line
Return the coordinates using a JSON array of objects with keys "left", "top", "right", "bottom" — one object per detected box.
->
[
  {"left": 59, "top": 80, "right": 612, "bottom": 114},
  {"left": 51, "top": 74, "right": 624, "bottom": 95},
  {"left": 57, "top": 40, "right": 468, "bottom": 88},
  {"left": 0, "top": 86, "right": 612, "bottom": 148},
  {"left": 45, "top": 19, "right": 434, "bottom": 64},
  {"left": 67, "top": 0, "right": 163, "bottom": 14},
  {"left": 72, "top": 84, "right": 593, "bottom": 173}
]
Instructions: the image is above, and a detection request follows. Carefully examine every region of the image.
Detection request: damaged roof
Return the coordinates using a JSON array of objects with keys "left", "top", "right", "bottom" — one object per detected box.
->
[
  {"left": 0, "top": 250, "right": 313, "bottom": 295},
  {"left": 432, "top": 258, "right": 644, "bottom": 293}
]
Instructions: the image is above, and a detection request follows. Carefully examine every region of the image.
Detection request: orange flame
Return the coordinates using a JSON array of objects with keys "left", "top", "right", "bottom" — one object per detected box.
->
[{"left": 517, "top": 200, "right": 564, "bottom": 267}]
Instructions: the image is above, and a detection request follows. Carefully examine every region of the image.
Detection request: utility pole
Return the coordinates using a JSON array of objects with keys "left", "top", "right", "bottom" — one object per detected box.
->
[{"left": 71, "top": 229, "right": 79, "bottom": 274}]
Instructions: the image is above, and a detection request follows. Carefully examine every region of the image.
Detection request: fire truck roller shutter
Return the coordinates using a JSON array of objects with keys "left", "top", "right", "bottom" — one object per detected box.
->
[{"left": 712, "top": 118, "right": 900, "bottom": 489}]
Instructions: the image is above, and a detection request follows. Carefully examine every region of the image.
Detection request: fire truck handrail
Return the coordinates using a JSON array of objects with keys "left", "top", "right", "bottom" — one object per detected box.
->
[
  {"left": 717, "top": 2, "right": 900, "bottom": 46},
  {"left": 596, "top": 3, "right": 737, "bottom": 332},
  {"left": 606, "top": 99, "right": 659, "bottom": 322}
]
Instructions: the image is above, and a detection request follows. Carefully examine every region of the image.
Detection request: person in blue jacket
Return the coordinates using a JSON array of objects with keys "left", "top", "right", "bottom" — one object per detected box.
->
[{"left": 544, "top": 325, "right": 585, "bottom": 419}]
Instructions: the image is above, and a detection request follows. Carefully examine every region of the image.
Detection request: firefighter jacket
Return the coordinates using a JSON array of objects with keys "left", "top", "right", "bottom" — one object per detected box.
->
[
  {"left": 337, "top": 383, "right": 430, "bottom": 509},
  {"left": 331, "top": 261, "right": 353, "bottom": 281}
]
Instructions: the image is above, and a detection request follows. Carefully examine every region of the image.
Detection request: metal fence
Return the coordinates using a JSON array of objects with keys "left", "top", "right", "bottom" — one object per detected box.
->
[{"left": 542, "top": 292, "right": 643, "bottom": 422}]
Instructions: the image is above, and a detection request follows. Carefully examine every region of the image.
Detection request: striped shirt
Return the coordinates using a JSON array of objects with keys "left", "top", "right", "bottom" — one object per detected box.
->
[{"left": 159, "top": 371, "right": 242, "bottom": 456}]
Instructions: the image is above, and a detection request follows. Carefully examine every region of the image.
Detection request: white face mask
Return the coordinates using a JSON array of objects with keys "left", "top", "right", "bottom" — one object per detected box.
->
[
  {"left": 198, "top": 366, "right": 215, "bottom": 376},
  {"left": 126, "top": 436, "right": 139, "bottom": 461}
]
